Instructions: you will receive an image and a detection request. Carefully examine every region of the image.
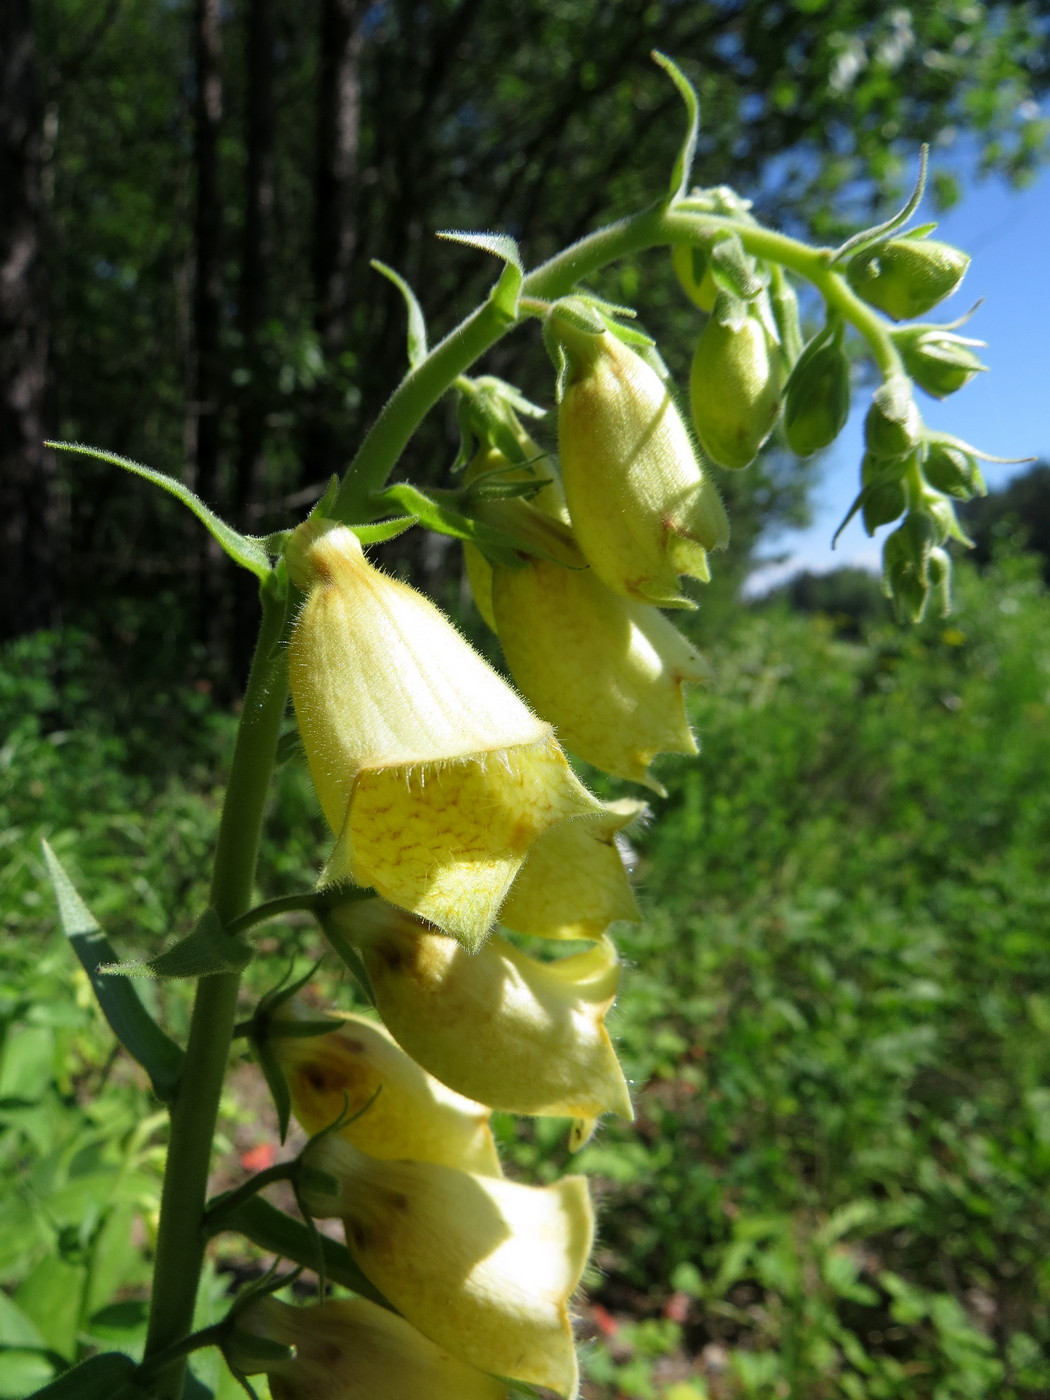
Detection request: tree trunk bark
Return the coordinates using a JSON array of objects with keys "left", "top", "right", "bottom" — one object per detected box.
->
[
  {"left": 232, "top": 0, "right": 275, "bottom": 682},
  {"left": 191, "top": 0, "right": 225, "bottom": 651},
  {"left": 302, "top": 0, "right": 367, "bottom": 485},
  {"left": 0, "top": 0, "right": 56, "bottom": 639}
]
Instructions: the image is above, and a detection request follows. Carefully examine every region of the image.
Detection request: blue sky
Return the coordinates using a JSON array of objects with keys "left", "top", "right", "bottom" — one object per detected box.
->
[{"left": 749, "top": 163, "right": 1050, "bottom": 590}]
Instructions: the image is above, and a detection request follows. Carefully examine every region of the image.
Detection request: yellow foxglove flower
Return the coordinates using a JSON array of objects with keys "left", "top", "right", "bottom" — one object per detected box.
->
[
  {"left": 267, "top": 1003, "right": 501, "bottom": 1175},
  {"left": 330, "top": 900, "right": 633, "bottom": 1122},
  {"left": 492, "top": 551, "right": 709, "bottom": 792},
  {"left": 287, "top": 521, "right": 603, "bottom": 950},
  {"left": 500, "top": 797, "right": 643, "bottom": 939},
  {"left": 549, "top": 303, "right": 729, "bottom": 609},
  {"left": 301, "top": 1135, "right": 593, "bottom": 1398},
  {"left": 229, "top": 1296, "right": 508, "bottom": 1400}
]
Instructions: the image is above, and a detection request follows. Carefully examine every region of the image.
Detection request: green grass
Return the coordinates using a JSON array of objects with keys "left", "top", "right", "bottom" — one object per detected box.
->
[{"left": 2, "top": 551, "right": 1048, "bottom": 1397}]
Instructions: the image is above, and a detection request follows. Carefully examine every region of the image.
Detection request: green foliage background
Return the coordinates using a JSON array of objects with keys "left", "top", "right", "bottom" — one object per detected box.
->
[{"left": 3, "top": 545, "right": 1047, "bottom": 1397}]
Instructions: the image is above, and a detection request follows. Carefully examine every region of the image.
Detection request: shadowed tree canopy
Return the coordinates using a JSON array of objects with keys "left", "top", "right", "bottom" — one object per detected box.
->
[
  {"left": 9, "top": 0, "right": 1050, "bottom": 651},
  {"left": 963, "top": 462, "right": 1050, "bottom": 583}
]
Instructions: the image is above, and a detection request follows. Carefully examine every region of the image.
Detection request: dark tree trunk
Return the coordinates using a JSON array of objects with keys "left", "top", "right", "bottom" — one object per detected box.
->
[
  {"left": 232, "top": 0, "right": 276, "bottom": 680},
  {"left": 191, "top": 0, "right": 224, "bottom": 506},
  {"left": 0, "top": 0, "right": 56, "bottom": 639},
  {"left": 191, "top": 0, "right": 225, "bottom": 649},
  {"left": 302, "top": 0, "right": 367, "bottom": 485}
]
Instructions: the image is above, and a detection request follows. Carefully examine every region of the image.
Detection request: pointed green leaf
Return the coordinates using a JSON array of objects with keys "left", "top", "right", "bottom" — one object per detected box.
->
[
  {"left": 830, "top": 145, "right": 929, "bottom": 264},
  {"left": 103, "top": 907, "right": 253, "bottom": 981},
  {"left": 437, "top": 230, "right": 523, "bottom": 319},
  {"left": 23, "top": 1351, "right": 144, "bottom": 1399},
  {"left": 653, "top": 51, "right": 700, "bottom": 203},
  {"left": 371, "top": 260, "right": 428, "bottom": 369},
  {"left": 47, "top": 442, "right": 272, "bottom": 579},
  {"left": 42, "top": 842, "right": 183, "bottom": 1101}
]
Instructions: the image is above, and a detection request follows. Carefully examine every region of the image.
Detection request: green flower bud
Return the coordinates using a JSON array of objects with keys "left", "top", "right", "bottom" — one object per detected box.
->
[
  {"left": 864, "top": 376, "right": 921, "bottom": 460},
  {"left": 894, "top": 326, "right": 987, "bottom": 399},
  {"left": 882, "top": 513, "right": 937, "bottom": 623},
  {"left": 860, "top": 453, "right": 907, "bottom": 535},
  {"left": 689, "top": 292, "right": 785, "bottom": 470},
  {"left": 922, "top": 438, "right": 986, "bottom": 500},
  {"left": 672, "top": 241, "right": 718, "bottom": 312},
  {"left": 782, "top": 325, "right": 851, "bottom": 457},
  {"left": 927, "top": 546, "right": 953, "bottom": 617},
  {"left": 846, "top": 236, "right": 969, "bottom": 322},
  {"left": 549, "top": 302, "right": 730, "bottom": 609}
]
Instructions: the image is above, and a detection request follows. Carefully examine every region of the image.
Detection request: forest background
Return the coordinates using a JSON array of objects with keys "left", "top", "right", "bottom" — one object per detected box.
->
[{"left": 3, "top": 1, "right": 1050, "bottom": 1397}]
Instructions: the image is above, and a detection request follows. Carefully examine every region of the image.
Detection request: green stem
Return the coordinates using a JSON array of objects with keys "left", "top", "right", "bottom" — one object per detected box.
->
[
  {"left": 333, "top": 202, "right": 906, "bottom": 512},
  {"left": 142, "top": 577, "right": 290, "bottom": 1399}
]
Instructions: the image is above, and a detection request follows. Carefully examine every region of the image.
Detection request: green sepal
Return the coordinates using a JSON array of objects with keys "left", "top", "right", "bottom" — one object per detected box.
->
[
  {"left": 24, "top": 1351, "right": 144, "bottom": 1399},
  {"left": 317, "top": 910, "right": 377, "bottom": 1008},
  {"left": 103, "top": 907, "right": 254, "bottom": 980},
  {"left": 370, "top": 259, "right": 428, "bottom": 368},
  {"left": 709, "top": 236, "right": 767, "bottom": 302},
  {"left": 46, "top": 442, "right": 272, "bottom": 579},
  {"left": 437, "top": 230, "right": 523, "bottom": 320},
  {"left": 453, "top": 375, "right": 546, "bottom": 472},
  {"left": 370, "top": 481, "right": 572, "bottom": 570},
  {"left": 653, "top": 50, "right": 699, "bottom": 203},
  {"left": 42, "top": 841, "right": 184, "bottom": 1102},
  {"left": 213, "top": 1196, "right": 388, "bottom": 1305},
  {"left": 249, "top": 957, "right": 340, "bottom": 1142},
  {"left": 351, "top": 516, "right": 418, "bottom": 545}
]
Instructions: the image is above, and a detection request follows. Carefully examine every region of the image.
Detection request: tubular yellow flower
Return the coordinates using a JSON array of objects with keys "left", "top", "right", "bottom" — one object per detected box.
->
[
  {"left": 287, "top": 521, "right": 603, "bottom": 950},
  {"left": 549, "top": 303, "right": 729, "bottom": 609},
  {"left": 499, "top": 797, "right": 643, "bottom": 940},
  {"left": 228, "top": 1296, "right": 508, "bottom": 1400},
  {"left": 327, "top": 899, "right": 633, "bottom": 1122},
  {"left": 492, "top": 550, "right": 709, "bottom": 792},
  {"left": 266, "top": 1003, "right": 501, "bottom": 1175},
  {"left": 301, "top": 1135, "right": 593, "bottom": 1398}
]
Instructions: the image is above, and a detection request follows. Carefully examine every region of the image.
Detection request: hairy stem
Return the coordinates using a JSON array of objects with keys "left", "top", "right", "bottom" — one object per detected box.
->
[
  {"left": 333, "top": 202, "right": 904, "bottom": 514},
  {"left": 142, "top": 577, "right": 290, "bottom": 1398}
]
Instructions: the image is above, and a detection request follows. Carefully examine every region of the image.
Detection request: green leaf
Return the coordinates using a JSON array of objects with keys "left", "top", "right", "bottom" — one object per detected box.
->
[
  {"left": 22, "top": 1352, "right": 144, "bottom": 1400},
  {"left": 42, "top": 842, "right": 183, "bottom": 1102},
  {"left": 830, "top": 145, "right": 929, "bottom": 264},
  {"left": 653, "top": 51, "right": 700, "bottom": 202},
  {"left": 317, "top": 913, "right": 376, "bottom": 1008},
  {"left": 371, "top": 260, "right": 428, "bottom": 368},
  {"left": 436, "top": 230, "right": 523, "bottom": 319},
  {"left": 46, "top": 442, "right": 272, "bottom": 580},
  {"left": 104, "top": 907, "right": 253, "bottom": 980}
]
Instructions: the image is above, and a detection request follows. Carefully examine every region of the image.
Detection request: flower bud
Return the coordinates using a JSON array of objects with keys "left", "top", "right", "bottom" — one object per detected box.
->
[
  {"left": 782, "top": 327, "right": 851, "bottom": 457},
  {"left": 266, "top": 1003, "right": 501, "bottom": 1175},
  {"left": 860, "top": 453, "right": 907, "bottom": 535},
  {"left": 922, "top": 438, "right": 986, "bottom": 500},
  {"left": 300, "top": 1135, "right": 593, "bottom": 1397},
  {"left": 894, "top": 326, "right": 986, "bottom": 399},
  {"left": 549, "top": 303, "right": 729, "bottom": 609},
  {"left": 228, "top": 1296, "right": 508, "bottom": 1400},
  {"left": 846, "top": 236, "right": 969, "bottom": 321},
  {"left": 329, "top": 899, "right": 633, "bottom": 1122},
  {"left": 688, "top": 292, "right": 785, "bottom": 469},
  {"left": 882, "top": 513, "right": 937, "bottom": 622},
  {"left": 500, "top": 796, "right": 643, "bottom": 940},
  {"left": 491, "top": 550, "right": 708, "bottom": 792},
  {"left": 672, "top": 241, "right": 718, "bottom": 312},
  {"left": 287, "top": 522, "right": 603, "bottom": 950},
  {"left": 863, "top": 376, "right": 921, "bottom": 461}
]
